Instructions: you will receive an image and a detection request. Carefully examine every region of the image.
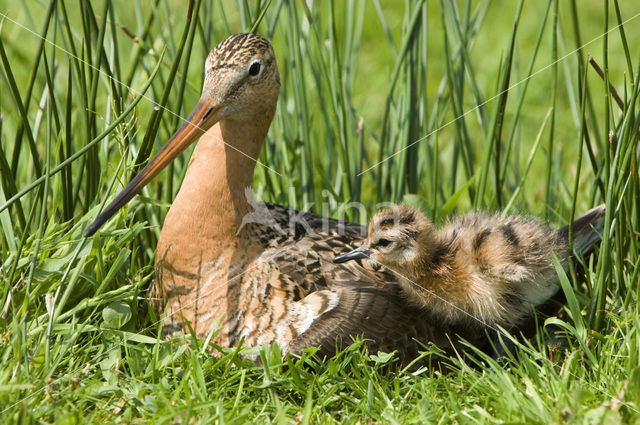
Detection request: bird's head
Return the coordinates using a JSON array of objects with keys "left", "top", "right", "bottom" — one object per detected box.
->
[
  {"left": 334, "top": 205, "right": 433, "bottom": 270},
  {"left": 201, "top": 33, "right": 280, "bottom": 122}
]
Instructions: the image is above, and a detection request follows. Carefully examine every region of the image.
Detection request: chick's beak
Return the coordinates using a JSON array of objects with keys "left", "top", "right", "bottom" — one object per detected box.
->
[
  {"left": 333, "top": 246, "right": 373, "bottom": 264},
  {"left": 84, "top": 97, "right": 223, "bottom": 237}
]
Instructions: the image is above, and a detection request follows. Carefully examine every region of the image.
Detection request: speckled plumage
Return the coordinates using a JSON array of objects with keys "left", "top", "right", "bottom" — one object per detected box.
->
[{"left": 152, "top": 201, "right": 484, "bottom": 362}]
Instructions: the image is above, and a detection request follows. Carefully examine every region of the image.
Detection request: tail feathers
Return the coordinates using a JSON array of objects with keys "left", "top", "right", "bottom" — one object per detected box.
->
[
  {"left": 513, "top": 204, "right": 605, "bottom": 346},
  {"left": 557, "top": 204, "right": 606, "bottom": 257}
]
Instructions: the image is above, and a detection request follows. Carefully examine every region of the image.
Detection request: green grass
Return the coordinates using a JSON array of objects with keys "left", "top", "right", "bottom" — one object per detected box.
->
[{"left": 1, "top": 0, "right": 639, "bottom": 423}]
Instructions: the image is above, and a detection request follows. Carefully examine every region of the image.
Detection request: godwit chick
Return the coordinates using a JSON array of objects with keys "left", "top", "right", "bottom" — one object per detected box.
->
[{"left": 334, "top": 204, "right": 605, "bottom": 329}]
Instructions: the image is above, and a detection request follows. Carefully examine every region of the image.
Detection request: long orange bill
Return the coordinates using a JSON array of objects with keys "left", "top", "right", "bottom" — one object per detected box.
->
[{"left": 83, "top": 97, "right": 222, "bottom": 237}]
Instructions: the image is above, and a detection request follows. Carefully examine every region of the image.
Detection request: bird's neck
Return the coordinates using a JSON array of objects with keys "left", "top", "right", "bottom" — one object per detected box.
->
[
  {"left": 398, "top": 235, "right": 475, "bottom": 323},
  {"left": 152, "top": 110, "right": 276, "bottom": 343},
  {"left": 156, "top": 114, "right": 272, "bottom": 263}
]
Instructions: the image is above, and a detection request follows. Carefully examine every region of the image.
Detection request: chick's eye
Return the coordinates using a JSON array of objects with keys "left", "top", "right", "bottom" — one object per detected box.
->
[
  {"left": 377, "top": 238, "right": 391, "bottom": 247},
  {"left": 248, "top": 61, "right": 262, "bottom": 77}
]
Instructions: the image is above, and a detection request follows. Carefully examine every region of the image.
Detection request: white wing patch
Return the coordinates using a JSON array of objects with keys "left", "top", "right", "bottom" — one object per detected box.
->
[{"left": 291, "top": 290, "right": 339, "bottom": 335}]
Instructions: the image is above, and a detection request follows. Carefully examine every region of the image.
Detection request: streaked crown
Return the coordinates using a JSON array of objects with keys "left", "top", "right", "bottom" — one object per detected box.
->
[
  {"left": 367, "top": 205, "right": 430, "bottom": 243},
  {"left": 363, "top": 205, "right": 433, "bottom": 267},
  {"left": 202, "top": 33, "right": 280, "bottom": 119}
]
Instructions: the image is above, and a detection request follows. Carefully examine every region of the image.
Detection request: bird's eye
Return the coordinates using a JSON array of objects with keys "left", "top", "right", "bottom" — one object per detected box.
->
[
  {"left": 248, "top": 61, "right": 262, "bottom": 77},
  {"left": 377, "top": 238, "right": 391, "bottom": 247}
]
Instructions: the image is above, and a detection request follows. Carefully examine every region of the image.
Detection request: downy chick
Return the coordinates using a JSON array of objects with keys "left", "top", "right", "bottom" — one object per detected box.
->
[{"left": 334, "top": 205, "right": 602, "bottom": 329}]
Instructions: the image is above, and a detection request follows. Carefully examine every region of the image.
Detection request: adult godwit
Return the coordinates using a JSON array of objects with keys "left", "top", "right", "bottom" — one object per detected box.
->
[
  {"left": 334, "top": 204, "right": 605, "bottom": 330},
  {"left": 84, "top": 34, "right": 603, "bottom": 363}
]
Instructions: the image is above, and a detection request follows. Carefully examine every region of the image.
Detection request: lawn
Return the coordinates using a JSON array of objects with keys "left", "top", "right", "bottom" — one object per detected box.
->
[{"left": 1, "top": 0, "right": 639, "bottom": 423}]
